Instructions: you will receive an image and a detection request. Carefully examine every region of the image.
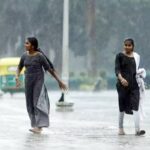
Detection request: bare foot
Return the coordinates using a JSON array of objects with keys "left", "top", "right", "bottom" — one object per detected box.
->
[
  {"left": 118, "top": 128, "right": 125, "bottom": 135},
  {"left": 29, "top": 127, "right": 42, "bottom": 134}
]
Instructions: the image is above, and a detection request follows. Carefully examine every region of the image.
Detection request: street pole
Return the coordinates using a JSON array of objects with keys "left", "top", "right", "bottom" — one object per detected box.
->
[{"left": 59, "top": 0, "right": 69, "bottom": 102}]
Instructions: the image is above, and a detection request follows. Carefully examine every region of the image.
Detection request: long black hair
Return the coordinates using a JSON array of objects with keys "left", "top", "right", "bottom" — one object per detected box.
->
[{"left": 27, "top": 37, "right": 38, "bottom": 50}]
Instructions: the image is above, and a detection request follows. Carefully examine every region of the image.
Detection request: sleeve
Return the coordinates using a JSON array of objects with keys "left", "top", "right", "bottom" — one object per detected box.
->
[
  {"left": 18, "top": 54, "right": 25, "bottom": 70},
  {"left": 115, "top": 53, "right": 121, "bottom": 76},
  {"left": 39, "top": 53, "right": 54, "bottom": 71}
]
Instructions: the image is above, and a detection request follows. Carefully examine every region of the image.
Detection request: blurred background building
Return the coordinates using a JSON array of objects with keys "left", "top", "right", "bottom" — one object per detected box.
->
[{"left": 0, "top": 0, "right": 150, "bottom": 91}]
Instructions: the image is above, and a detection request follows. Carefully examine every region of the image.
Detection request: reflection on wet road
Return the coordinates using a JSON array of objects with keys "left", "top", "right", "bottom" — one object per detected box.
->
[{"left": 0, "top": 91, "right": 150, "bottom": 150}]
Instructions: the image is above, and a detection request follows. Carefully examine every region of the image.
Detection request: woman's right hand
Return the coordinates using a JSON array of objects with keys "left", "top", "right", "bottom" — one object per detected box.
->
[{"left": 120, "top": 77, "right": 128, "bottom": 87}]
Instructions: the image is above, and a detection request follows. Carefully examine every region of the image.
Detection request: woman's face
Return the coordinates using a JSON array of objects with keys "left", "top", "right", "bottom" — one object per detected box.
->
[
  {"left": 24, "top": 40, "right": 33, "bottom": 51},
  {"left": 124, "top": 41, "right": 134, "bottom": 54}
]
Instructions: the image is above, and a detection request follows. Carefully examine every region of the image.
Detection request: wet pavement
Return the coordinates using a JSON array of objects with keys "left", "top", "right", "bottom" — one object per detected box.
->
[{"left": 0, "top": 90, "right": 150, "bottom": 150}]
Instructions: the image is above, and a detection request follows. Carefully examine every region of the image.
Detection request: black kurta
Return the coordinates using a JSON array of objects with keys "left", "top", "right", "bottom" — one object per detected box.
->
[{"left": 115, "top": 52, "right": 139, "bottom": 114}]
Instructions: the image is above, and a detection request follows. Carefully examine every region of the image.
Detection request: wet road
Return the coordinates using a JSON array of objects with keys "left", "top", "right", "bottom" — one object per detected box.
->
[{"left": 0, "top": 90, "right": 150, "bottom": 150}]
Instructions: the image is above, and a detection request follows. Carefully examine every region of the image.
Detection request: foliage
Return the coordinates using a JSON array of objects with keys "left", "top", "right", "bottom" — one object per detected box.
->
[{"left": 0, "top": 0, "right": 150, "bottom": 77}]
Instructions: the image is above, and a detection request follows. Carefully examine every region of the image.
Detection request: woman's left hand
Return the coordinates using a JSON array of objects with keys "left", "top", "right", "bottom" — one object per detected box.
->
[
  {"left": 15, "top": 77, "right": 21, "bottom": 88},
  {"left": 58, "top": 81, "right": 68, "bottom": 91}
]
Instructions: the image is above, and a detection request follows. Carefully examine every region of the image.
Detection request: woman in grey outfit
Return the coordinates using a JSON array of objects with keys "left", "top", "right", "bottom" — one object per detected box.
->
[{"left": 16, "top": 37, "right": 67, "bottom": 133}]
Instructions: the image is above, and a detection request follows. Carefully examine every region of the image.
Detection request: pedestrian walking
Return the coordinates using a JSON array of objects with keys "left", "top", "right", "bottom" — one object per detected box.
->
[
  {"left": 16, "top": 37, "right": 67, "bottom": 133},
  {"left": 115, "top": 38, "right": 145, "bottom": 136}
]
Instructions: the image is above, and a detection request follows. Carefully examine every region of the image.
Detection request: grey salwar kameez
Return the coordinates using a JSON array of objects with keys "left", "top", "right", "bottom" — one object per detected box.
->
[{"left": 18, "top": 52, "right": 52, "bottom": 128}]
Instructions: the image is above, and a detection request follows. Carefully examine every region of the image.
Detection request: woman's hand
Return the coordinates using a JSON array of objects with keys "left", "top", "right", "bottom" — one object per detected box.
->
[
  {"left": 120, "top": 77, "right": 128, "bottom": 87},
  {"left": 15, "top": 77, "right": 21, "bottom": 88},
  {"left": 58, "top": 81, "right": 68, "bottom": 91},
  {"left": 118, "top": 73, "right": 128, "bottom": 87}
]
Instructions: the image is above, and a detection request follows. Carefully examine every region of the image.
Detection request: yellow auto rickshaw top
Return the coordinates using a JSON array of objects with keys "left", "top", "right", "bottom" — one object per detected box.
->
[
  {"left": 0, "top": 57, "right": 20, "bottom": 66},
  {"left": 0, "top": 57, "right": 24, "bottom": 75}
]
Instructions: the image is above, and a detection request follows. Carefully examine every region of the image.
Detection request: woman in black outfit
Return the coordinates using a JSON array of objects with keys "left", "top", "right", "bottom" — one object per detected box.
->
[{"left": 115, "top": 38, "right": 145, "bottom": 136}]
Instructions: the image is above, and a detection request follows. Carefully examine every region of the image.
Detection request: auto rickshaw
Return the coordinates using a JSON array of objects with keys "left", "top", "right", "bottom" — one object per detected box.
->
[{"left": 0, "top": 57, "right": 25, "bottom": 95}]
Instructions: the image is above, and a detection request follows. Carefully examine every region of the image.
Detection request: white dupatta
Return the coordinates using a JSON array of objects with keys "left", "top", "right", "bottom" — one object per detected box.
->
[
  {"left": 133, "top": 52, "right": 140, "bottom": 71},
  {"left": 133, "top": 52, "right": 146, "bottom": 121},
  {"left": 136, "top": 68, "right": 146, "bottom": 121}
]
